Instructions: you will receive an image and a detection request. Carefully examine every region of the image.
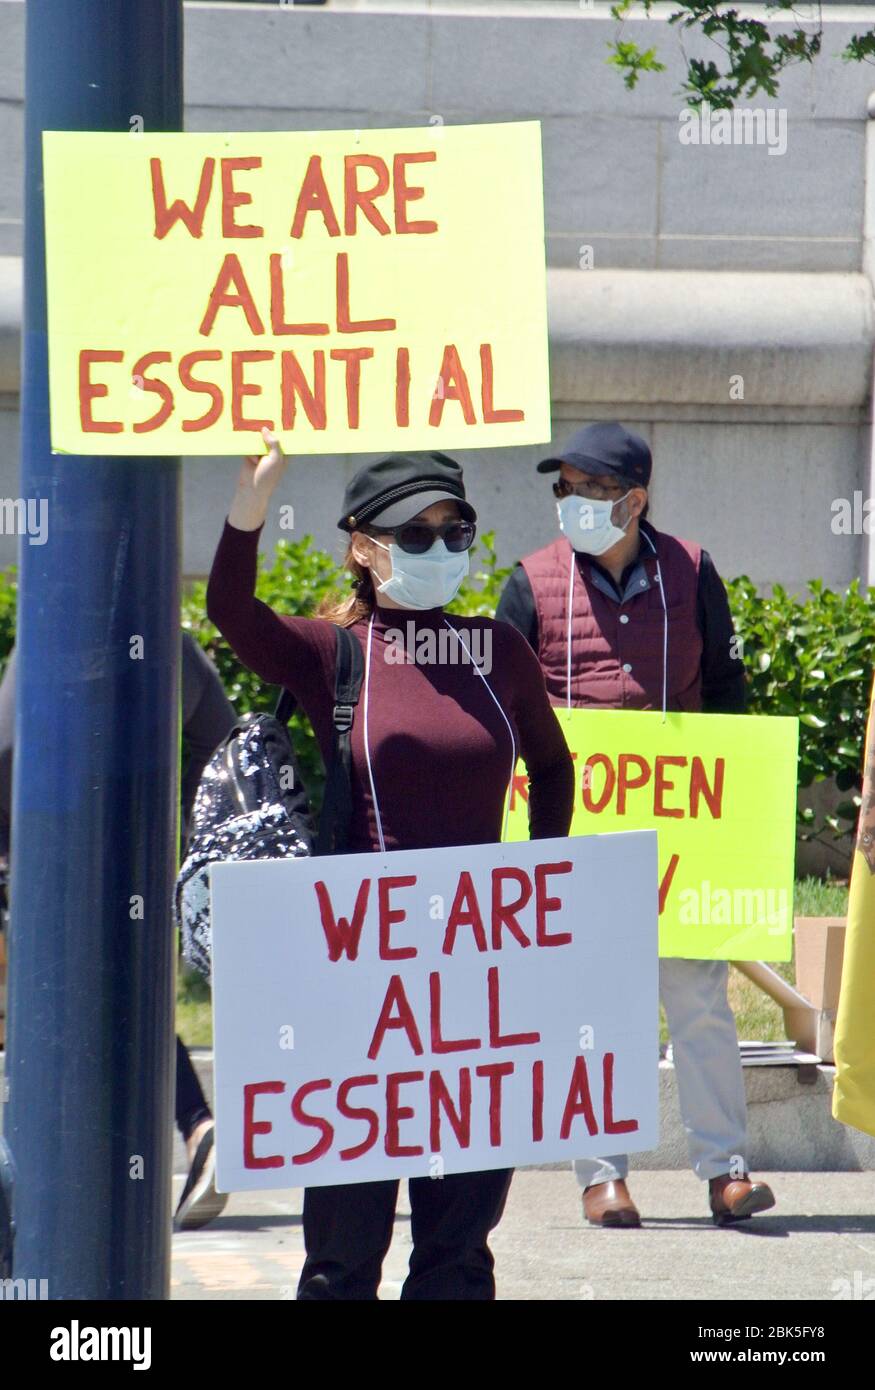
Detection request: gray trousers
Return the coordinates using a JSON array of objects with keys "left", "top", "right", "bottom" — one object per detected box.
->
[{"left": 574, "top": 958, "right": 748, "bottom": 1188}]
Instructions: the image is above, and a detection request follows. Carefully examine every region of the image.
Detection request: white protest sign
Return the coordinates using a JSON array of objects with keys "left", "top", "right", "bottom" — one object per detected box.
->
[{"left": 210, "top": 830, "right": 658, "bottom": 1191}]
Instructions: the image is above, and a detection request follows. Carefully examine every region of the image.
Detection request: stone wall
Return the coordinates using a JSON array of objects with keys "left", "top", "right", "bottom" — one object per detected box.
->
[{"left": 0, "top": 0, "right": 873, "bottom": 591}]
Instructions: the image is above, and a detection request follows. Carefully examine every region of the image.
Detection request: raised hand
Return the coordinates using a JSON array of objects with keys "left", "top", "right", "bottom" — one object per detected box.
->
[{"left": 229, "top": 427, "right": 289, "bottom": 531}]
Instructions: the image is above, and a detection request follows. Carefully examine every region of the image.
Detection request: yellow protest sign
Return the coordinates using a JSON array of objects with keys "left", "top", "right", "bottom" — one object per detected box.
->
[
  {"left": 505, "top": 709, "right": 799, "bottom": 960},
  {"left": 833, "top": 674, "right": 875, "bottom": 1138},
  {"left": 42, "top": 123, "right": 550, "bottom": 456}
]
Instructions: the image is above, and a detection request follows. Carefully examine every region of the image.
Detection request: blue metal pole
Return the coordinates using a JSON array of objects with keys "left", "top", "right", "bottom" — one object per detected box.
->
[{"left": 5, "top": 0, "right": 183, "bottom": 1298}]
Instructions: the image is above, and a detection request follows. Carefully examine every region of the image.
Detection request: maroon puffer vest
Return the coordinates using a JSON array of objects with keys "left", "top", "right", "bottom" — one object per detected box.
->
[{"left": 521, "top": 530, "right": 704, "bottom": 710}]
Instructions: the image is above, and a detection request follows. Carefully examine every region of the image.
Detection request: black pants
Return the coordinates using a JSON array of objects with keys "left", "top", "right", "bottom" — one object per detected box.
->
[
  {"left": 175, "top": 1035, "right": 212, "bottom": 1142},
  {"left": 297, "top": 1168, "right": 513, "bottom": 1301}
]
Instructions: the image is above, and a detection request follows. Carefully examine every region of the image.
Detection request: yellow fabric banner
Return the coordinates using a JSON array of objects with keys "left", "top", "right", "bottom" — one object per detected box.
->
[
  {"left": 505, "top": 708, "right": 799, "bottom": 960},
  {"left": 42, "top": 123, "right": 550, "bottom": 456},
  {"left": 833, "top": 675, "right": 875, "bottom": 1137}
]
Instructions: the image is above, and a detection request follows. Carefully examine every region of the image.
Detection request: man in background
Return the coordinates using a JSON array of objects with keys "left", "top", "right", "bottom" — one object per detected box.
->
[{"left": 496, "top": 422, "right": 776, "bottom": 1229}]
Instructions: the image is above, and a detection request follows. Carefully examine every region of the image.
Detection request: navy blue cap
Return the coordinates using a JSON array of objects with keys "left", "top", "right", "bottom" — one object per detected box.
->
[{"left": 537, "top": 423, "right": 652, "bottom": 486}]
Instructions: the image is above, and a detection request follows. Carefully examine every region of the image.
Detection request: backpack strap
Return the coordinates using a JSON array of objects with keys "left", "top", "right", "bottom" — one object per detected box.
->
[
  {"left": 274, "top": 687, "right": 296, "bottom": 724},
  {"left": 315, "top": 625, "right": 364, "bottom": 855}
]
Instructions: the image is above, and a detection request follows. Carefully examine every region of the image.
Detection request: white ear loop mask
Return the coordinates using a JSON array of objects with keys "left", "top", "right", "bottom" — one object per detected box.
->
[
  {"left": 369, "top": 536, "right": 469, "bottom": 610},
  {"left": 557, "top": 490, "right": 633, "bottom": 556}
]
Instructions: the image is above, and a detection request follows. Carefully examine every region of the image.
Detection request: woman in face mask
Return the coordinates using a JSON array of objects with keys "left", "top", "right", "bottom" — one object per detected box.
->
[
  {"left": 206, "top": 429, "right": 575, "bottom": 1301},
  {"left": 324, "top": 472, "right": 475, "bottom": 620}
]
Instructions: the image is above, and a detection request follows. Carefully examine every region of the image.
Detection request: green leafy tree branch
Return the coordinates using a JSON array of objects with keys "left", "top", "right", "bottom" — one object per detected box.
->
[{"left": 606, "top": 2, "right": 875, "bottom": 108}]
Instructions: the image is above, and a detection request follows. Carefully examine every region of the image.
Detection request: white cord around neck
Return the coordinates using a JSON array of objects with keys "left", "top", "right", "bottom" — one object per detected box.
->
[
  {"left": 565, "top": 547, "right": 576, "bottom": 710},
  {"left": 443, "top": 618, "right": 517, "bottom": 843},
  {"left": 362, "top": 614, "right": 387, "bottom": 853},
  {"left": 361, "top": 613, "right": 518, "bottom": 851},
  {"left": 641, "top": 530, "right": 669, "bottom": 723}
]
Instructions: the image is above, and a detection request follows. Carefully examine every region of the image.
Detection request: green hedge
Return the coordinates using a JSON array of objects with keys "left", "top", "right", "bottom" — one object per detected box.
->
[
  {"left": 0, "top": 547, "right": 870, "bottom": 833},
  {"left": 725, "top": 576, "right": 871, "bottom": 835}
]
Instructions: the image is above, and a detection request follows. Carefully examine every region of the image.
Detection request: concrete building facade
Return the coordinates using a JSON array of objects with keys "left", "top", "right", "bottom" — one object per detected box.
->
[{"left": 1, "top": 0, "right": 874, "bottom": 591}]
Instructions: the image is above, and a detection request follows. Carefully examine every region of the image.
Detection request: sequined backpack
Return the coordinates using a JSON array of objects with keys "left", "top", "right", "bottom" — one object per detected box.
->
[{"left": 177, "top": 625, "right": 364, "bottom": 978}]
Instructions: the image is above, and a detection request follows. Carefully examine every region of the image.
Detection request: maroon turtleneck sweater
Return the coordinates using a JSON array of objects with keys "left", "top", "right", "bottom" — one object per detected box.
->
[{"left": 207, "top": 520, "right": 574, "bottom": 854}]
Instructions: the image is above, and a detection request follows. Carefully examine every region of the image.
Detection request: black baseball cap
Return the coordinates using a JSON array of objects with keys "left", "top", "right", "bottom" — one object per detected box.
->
[
  {"left": 338, "top": 452, "right": 476, "bottom": 531},
  {"left": 537, "top": 422, "right": 652, "bottom": 486}
]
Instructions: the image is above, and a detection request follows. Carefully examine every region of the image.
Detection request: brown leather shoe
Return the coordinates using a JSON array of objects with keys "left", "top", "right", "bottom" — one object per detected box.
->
[
  {"left": 709, "top": 1173, "right": 776, "bottom": 1226},
  {"left": 582, "top": 1179, "right": 641, "bottom": 1228}
]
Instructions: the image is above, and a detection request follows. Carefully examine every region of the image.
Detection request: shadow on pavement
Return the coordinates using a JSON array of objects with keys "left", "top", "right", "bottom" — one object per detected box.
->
[{"left": 608, "top": 1214, "right": 875, "bottom": 1237}]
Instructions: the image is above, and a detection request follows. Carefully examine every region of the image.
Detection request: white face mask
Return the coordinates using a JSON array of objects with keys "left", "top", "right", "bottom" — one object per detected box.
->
[
  {"left": 371, "top": 537, "right": 469, "bottom": 610},
  {"left": 557, "top": 491, "right": 632, "bottom": 556}
]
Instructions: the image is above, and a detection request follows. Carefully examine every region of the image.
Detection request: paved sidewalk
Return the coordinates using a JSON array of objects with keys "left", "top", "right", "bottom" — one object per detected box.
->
[{"left": 171, "top": 1169, "right": 875, "bottom": 1301}]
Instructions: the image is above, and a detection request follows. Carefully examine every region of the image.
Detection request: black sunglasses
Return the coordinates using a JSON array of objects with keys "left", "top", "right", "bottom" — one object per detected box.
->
[{"left": 366, "top": 518, "right": 477, "bottom": 555}]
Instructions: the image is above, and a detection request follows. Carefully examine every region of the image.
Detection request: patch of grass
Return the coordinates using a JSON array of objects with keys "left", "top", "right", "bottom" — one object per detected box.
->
[
  {"left": 176, "top": 966, "right": 213, "bottom": 1049},
  {"left": 722, "top": 878, "right": 847, "bottom": 1044},
  {"left": 794, "top": 874, "right": 849, "bottom": 918},
  {"left": 726, "top": 961, "right": 795, "bottom": 1045}
]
